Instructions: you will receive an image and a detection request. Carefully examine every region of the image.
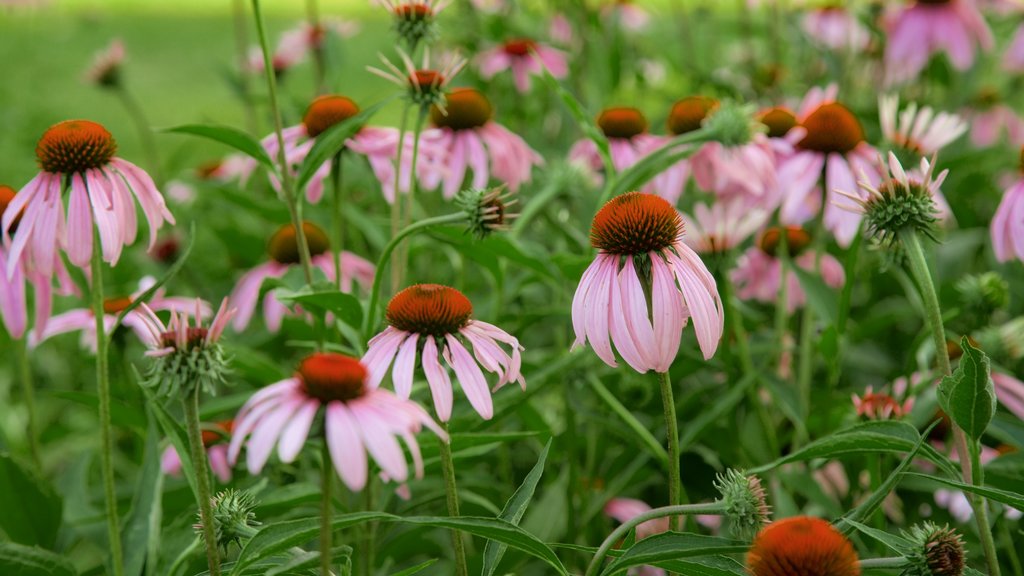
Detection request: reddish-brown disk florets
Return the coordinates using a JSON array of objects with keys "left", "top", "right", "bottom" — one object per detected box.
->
[
  {"left": 0, "top": 185, "right": 20, "bottom": 232},
  {"left": 36, "top": 120, "right": 117, "bottom": 174},
  {"left": 758, "top": 226, "right": 813, "bottom": 257},
  {"left": 298, "top": 352, "right": 368, "bottom": 402},
  {"left": 303, "top": 95, "right": 361, "bottom": 138},
  {"left": 102, "top": 296, "right": 134, "bottom": 315},
  {"left": 431, "top": 87, "right": 493, "bottom": 130},
  {"left": 667, "top": 96, "right": 719, "bottom": 135},
  {"left": 590, "top": 192, "right": 682, "bottom": 254},
  {"left": 386, "top": 284, "right": 473, "bottom": 336},
  {"left": 597, "top": 107, "right": 649, "bottom": 139},
  {"left": 503, "top": 38, "right": 537, "bottom": 56},
  {"left": 268, "top": 222, "right": 331, "bottom": 264},
  {"left": 759, "top": 107, "right": 799, "bottom": 138},
  {"left": 798, "top": 103, "right": 864, "bottom": 154},
  {"left": 411, "top": 69, "right": 443, "bottom": 90},
  {"left": 747, "top": 516, "right": 860, "bottom": 576}
]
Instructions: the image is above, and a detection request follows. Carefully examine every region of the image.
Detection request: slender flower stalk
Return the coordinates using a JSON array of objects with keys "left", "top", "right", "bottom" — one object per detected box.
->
[
  {"left": 16, "top": 338, "right": 40, "bottom": 469},
  {"left": 330, "top": 153, "right": 344, "bottom": 291},
  {"left": 320, "top": 441, "right": 333, "bottom": 576},
  {"left": 250, "top": 0, "right": 316, "bottom": 285},
  {"left": 90, "top": 237, "right": 123, "bottom": 576},
  {"left": 185, "top": 385, "right": 221, "bottom": 576},
  {"left": 439, "top": 421, "right": 468, "bottom": 576},
  {"left": 657, "top": 371, "right": 682, "bottom": 532}
]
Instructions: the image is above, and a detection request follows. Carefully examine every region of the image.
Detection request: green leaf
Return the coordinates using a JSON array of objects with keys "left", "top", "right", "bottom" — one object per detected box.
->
[
  {"left": 790, "top": 264, "right": 838, "bottom": 324},
  {"left": 164, "top": 124, "right": 275, "bottom": 171},
  {"left": 590, "top": 375, "right": 669, "bottom": 467},
  {"left": 232, "top": 512, "right": 390, "bottom": 575},
  {"left": 264, "top": 545, "right": 352, "bottom": 576},
  {"left": 843, "top": 519, "right": 915, "bottom": 555},
  {"left": 390, "top": 559, "right": 438, "bottom": 576},
  {"left": 903, "top": 472, "right": 1024, "bottom": 512},
  {"left": 0, "top": 543, "right": 77, "bottom": 576},
  {"left": 113, "top": 221, "right": 198, "bottom": 330},
  {"left": 600, "top": 532, "right": 748, "bottom": 576},
  {"left": 296, "top": 97, "right": 392, "bottom": 190},
  {"left": 652, "top": 556, "right": 748, "bottom": 576},
  {"left": 541, "top": 67, "right": 612, "bottom": 176},
  {"left": 482, "top": 439, "right": 552, "bottom": 576},
  {"left": 273, "top": 283, "right": 364, "bottom": 327},
  {"left": 401, "top": 516, "right": 569, "bottom": 576},
  {"left": 122, "top": 410, "right": 164, "bottom": 576},
  {"left": 146, "top": 394, "right": 199, "bottom": 501},
  {"left": 938, "top": 336, "right": 997, "bottom": 441},
  {"left": 0, "top": 454, "right": 62, "bottom": 549}
]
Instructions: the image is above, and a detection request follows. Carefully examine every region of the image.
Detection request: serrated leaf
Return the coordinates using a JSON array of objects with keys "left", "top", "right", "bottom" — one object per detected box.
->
[
  {"left": 600, "top": 532, "right": 748, "bottom": 576},
  {"left": 164, "top": 124, "right": 275, "bottom": 171},
  {"left": 482, "top": 439, "right": 552, "bottom": 576},
  {"left": 0, "top": 543, "right": 77, "bottom": 576},
  {"left": 296, "top": 98, "right": 392, "bottom": 190},
  {"left": 0, "top": 455, "right": 62, "bottom": 549},
  {"left": 938, "top": 337, "right": 996, "bottom": 441}
]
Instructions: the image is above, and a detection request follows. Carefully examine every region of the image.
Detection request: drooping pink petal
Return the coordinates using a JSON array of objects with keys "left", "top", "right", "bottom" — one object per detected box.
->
[
  {"left": 444, "top": 334, "right": 494, "bottom": 419},
  {"left": 421, "top": 336, "right": 454, "bottom": 421},
  {"left": 325, "top": 401, "right": 369, "bottom": 491}
]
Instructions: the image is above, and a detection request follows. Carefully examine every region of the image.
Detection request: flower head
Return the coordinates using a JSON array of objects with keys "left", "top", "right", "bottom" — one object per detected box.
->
[
  {"left": 681, "top": 200, "right": 768, "bottom": 255},
  {"left": 573, "top": 192, "right": 724, "bottom": 370},
  {"left": 135, "top": 298, "right": 235, "bottom": 398},
  {"left": 379, "top": 0, "right": 450, "bottom": 50},
  {"left": 455, "top": 186, "right": 518, "bottom": 238},
  {"left": 758, "top": 107, "right": 799, "bottom": 139},
  {"left": 747, "top": 516, "right": 860, "bottom": 576},
  {"left": 197, "top": 489, "right": 260, "bottom": 552},
  {"left": 667, "top": 96, "right": 718, "bottom": 136},
  {"left": 991, "top": 148, "right": 1024, "bottom": 262},
  {"left": 84, "top": 38, "right": 125, "bottom": 88},
  {"left": 363, "top": 284, "right": 525, "bottom": 421},
  {"left": 835, "top": 152, "right": 948, "bottom": 247},
  {"left": 715, "top": 469, "right": 771, "bottom": 541},
  {"left": 2, "top": 120, "right": 174, "bottom": 279},
  {"left": 903, "top": 523, "right": 966, "bottom": 576},
  {"left": 879, "top": 95, "right": 967, "bottom": 157},
  {"left": 884, "top": 0, "right": 993, "bottom": 86},
  {"left": 477, "top": 38, "right": 568, "bottom": 93},
  {"left": 369, "top": 48, "right": 465, "bottom": 109},
  {"left": 229, "top": 353, "right": 446, "bottom": 491},
  {"left": 852, "top": 386, "right": 914, "bottom": 420},
  {"left": 733, "top": 227, "right": 845, "bottom": 313}
]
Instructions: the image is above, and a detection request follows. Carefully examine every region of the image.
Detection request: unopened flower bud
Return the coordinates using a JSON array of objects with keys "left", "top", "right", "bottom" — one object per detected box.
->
[
  {"left": 195, "top": 489, "right": 260, "bottom": 552},
  {"left": 714, "top": 469, "right": 771, "bottom": 541},
  {"left": 455, "top": 185, "right": 517, "bottom": 239},
  {"left": 903, "top": 523, "right": 966, "bottom": 576}
]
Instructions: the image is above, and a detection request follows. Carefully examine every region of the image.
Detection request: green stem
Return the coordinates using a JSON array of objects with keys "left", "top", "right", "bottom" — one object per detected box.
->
[
  {"left": 184, "top": 386, "right": 221, "bottom": 576},
  {"left": 899, "top": 228, "right": 1000, "bottom": 576},
  {"left": 115, "top": 86, "right": 163, "bottom": 185},
  {"left": 858, "top": 557, "right": 909, "bottom": 570},
  {"left": 829, "top": 229, "right": 862, "bottom": 388},
  {"left": 251, "top": 0, "right": 316, "bottom": 285},
  {"left": 1000, "top": 514, "right": 1024, "bottom": 576},
  {"left": 362, "top": 213, "right": 464, "bottom": 338},
  {"left": 167, "top": 538, "right": 202, "bottom": 576},
  {"left": 232, "top": 0, "right": 257, "bottom": 134},
  {"left": 795, "top": 302, "right": 814, "bottom": 445},
  {"left": 305, "top": 0, "right": 326, "bottom": 94},
  {"left": 403, "top": 108, "right": 428, "bottom": 233},
  {"left": 438, "top": 421, "right": 469, "bottom": 576},
  {"left": 16, "top": 338, "right": 40, "bottom": 470},
  {"left": 390, "top": 104, "right": 412, "bottom": 295},
  {"left": 657, "top": 371, "right": 682, "bottom": 532},
  {"left": 330, "top": 153, "right": 345, "bottom": 291},
  {"left": 321, "top": 441, "right": 333, "bottom": 576},
  {"left": 91, "top": 241, "right": 124, "bottom": 576},
  {"left": 585, "top": 502, "right": 728, "bottom": 576},
  {"left": 773, "top": 233, "right": 790, "bottom": 375}
]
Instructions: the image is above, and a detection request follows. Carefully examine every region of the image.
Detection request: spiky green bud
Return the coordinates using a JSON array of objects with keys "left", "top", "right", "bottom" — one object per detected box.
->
[{"left": 714, "top": 469, "right": 771, "bottom": 541}]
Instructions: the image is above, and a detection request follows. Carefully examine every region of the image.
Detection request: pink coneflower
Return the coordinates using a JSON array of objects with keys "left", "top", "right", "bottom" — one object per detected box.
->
[
  {"left": 369, "top": 48, "right": 466, "bottom": 110},
  {"left": 604, "top": 498, "right": 668, "bottom": 576},
  {"left": 732, "top": 226, "right": 846, "bottom": 313},
  {"left": 419, "top": 87, "right": 542, "bottom": 199},
  {"left": 30, "top": 277, "right": 209, "bottom": 351},
  {"left": 250, "top": 95, "right": 443, "bottom": 204},
  {"left": 162, "top": 420, "right": 234, "bottom": 483},
  {"left": 879, "top": 95, "right": 968, "bottom": 157},
  {"left": 687, "top": 107, "right": 778, "bottom": 209},
  {"left": 963, "top": 90, "right": 1024, "bottom": 148},
  {"left": 246, "top": 45, "right": 301, "bottom": 77},
  {"left": 229, "top": 221, "right": 374, "bottom": 332},
  {"left": 680, "top": 200, "right": 769, "bottom": 255},
  {"left": 548, "top": 13, "right": 575, "bottom": 46},
  {"left": 992, "top": 371, "right": 1024, "bottom": 420},
  {"left": 852, "top": 386, "right": 914, "bottom": 420},
  {"left": 569, "top": 107, "right": 679, "bottom": 200},
  {"left": 84, "top": 38, "right": 125, "bottom": 88},
  {"left": 228, "top": 352, "right": 446, "bottom": 491},
  {"left": 277, "top": 18, "right": 359, "bottom": 61},
  {"left": 2, "top": 120, "right": 174, "bottom": 279},
  {"left": 477, "top": 38, "right": 568, "bottom": 93},
  {"left": 883, "top": 0, "right": 993, "bottom": 86},
  {"left": 992, "top": 164, "right": 1024, "bottom": 263},
  {"left": 362, "top": 284, "right": 524, "bottom": 421},
  {"left": 573, "top": 192, "right": 724, "bottom": 371},
  {"left": 0, "top": 246, "right": 27, "bottom": 339},
  {"left": 602, "top": 0, "right": 651, "bottom": 31},
  {"left": 1005, "top": 24, "right": 1024, "bottom": 70},
  {"left": 802, "top": 6, "right": 870, "bottom": 52},
  {"left": 777, "top": 85, "right": 881, "bottom": 247}
]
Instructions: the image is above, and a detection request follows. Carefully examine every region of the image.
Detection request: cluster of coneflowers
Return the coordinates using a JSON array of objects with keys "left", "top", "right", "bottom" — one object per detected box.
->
[{"left": 3, "top": 0, "right": 1024, "bottom": 575}]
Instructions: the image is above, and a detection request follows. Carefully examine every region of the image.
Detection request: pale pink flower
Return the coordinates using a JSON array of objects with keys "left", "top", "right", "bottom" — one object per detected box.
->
[
  {"left": 198, "top": 154, "right": 250, "bottom": 183},
  {"left": 569, "top": 107, "right": 680, "bottom": 201},
  {"left": 963, "top": 101, "right": 1024, "bottom": 147},
  {"left": 2, "top": 120, "right": 174, "bottom": 279},
  {"left": 573, "top": 192, "right": 724, "bottom": 371},
  {"left": 276, "top": 18, "right": 359, "bottom": 62},
  {"left": 992, "top": 371, "right": 1024, "bottom": 421},
  {"left": 0, "top": 247, "right": 27, "bottom": 339},
  {"left": 802, "top": 7, "right": 870, "bottom": 52},
  {"left": 419, "top": 87, "right": 542, "bottom": 198},
  {"left": 228, "top": 221, "right": 374, "bottom": 332},
  {"left": 133, "top": 297, "right": 234, "bottom": 358},
  {"left": 362, "top": 284, "right": 524, "bottom": 422},
  {"left": 604, "top": 498, "right": 667, "bottom": 576},
  {"left": 228, "top": 353, "right": 446, "bottom": 492},
  {"left": 776, "top": 85, "right": 882, "bottom": 247},
  {"left": 883, "top": 0, "right": 994, "bottom": 86},
  {"left": 161, "top": 420, "right": 234, "bottom": 483},
  {"left": 992, "top": 171, "right": 1024, "bottom": 262},
  {"left": 248, "top": 95, "right": 445, "bottom": 204},
  {"left": 602, "top": 0, "right": 651, "bottom": 31},
  {"left": 367, "top": 48, "right": 466, "bottom": 109},
  {"left": 690, "top": 136, "right": 779, "bottom": 209},
  {"left": 548, "top": 13, "right": 574, "bottom": 46},
  {"left": 84, "top": 38, "right": 125, "bottom": 87},
  {"left": 1005, "top": 24, "right": 1024, "bottom": 71},
  {"left": 731, "top": 227, "right": 845, "bottom": 313},
  {"left": 680, "top": 200, "right": 769, "bottom": 255},
  {"left": 852, "top": 386, "right": 914, "bottom": 420},
  {"left": 477, "top": 39, "right": 568, "bottom": 93},
  {"left": 246, "top": 45, "right": 301, "bottom": 76},
  {"left": 31, "top": 277, "right": 209, "bottom": 351},
  {"left": 879, "top": 94, "right": 968, "bottom": 156}
]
